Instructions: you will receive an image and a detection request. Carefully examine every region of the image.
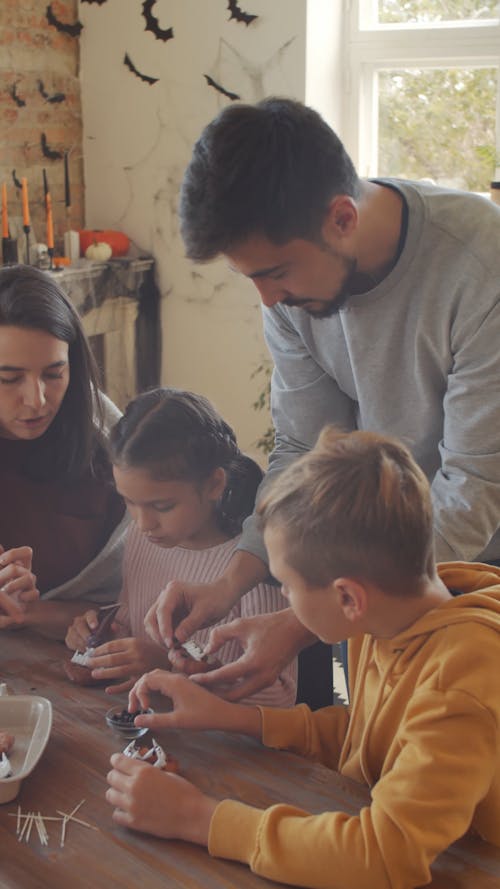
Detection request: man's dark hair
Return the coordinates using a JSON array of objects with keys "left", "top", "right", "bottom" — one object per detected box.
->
[{"left": 179, "top": 97, "right": 360, "bottom": 260}]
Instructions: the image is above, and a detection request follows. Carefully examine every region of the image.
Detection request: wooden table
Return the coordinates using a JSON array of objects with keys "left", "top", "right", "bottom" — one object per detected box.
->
[{"left": 1, "top": 631, "right": 499, "bottom": 889}]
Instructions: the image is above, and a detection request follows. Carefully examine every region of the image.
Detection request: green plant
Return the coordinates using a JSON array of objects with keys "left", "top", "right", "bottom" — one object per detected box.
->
[{"left": 251, "top": 360, "right": 275, "bottom": 456}]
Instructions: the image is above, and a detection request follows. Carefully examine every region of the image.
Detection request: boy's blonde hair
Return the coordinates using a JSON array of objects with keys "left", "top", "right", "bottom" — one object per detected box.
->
[{"left": 258, "top": 427, "right": 435, "bottom": 596}]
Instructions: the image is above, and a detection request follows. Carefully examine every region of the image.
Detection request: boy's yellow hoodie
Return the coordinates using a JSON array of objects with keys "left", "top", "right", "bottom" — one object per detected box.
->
[{"left": 208, "top": 562, "right": 500, "bottom": 889}]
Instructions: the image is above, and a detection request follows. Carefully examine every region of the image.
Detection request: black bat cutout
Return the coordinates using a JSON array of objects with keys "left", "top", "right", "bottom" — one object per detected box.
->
[
  {"left": 37, "top": 79, "right": 65, "bottom": 104},
  {"left": 81, "top": 0, "right": 108, "bottom": 5},
  {"left": 227, "top": 0, "right": 258, "bottom": 26},
  {"left": 46, "top": 4, "right": 83, "bottom": 37},
  {"left": 41, "top": 133, "right": 63, "bottom": 160},
  {"left": 204, "top": 74, "right": 240, "bottom": 102},
  {"left": 9, "top": 83, "right": 26, "bottom": 108},
  {"left": 124, "top": 53, "right": 159, "bottom": 85},
  {"left": 142, "top": 0, "right": 174, "bottom": 42},
  {"left": 12, "top": 171, "right": 22, "bottom": 190}
]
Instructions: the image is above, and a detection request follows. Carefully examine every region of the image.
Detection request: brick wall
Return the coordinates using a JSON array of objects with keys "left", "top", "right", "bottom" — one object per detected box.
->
[{"left": 0, "top": 0, "right": 83, "bottom": 257}]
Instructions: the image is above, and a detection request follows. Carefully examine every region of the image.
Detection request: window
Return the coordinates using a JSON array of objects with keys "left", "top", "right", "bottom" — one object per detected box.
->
[{"left": 344, "top": 1, "right": 500, "bottom": 190}]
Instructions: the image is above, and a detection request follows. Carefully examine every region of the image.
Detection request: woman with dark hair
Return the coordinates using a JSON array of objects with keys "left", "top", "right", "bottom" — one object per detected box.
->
[
  {"left": 0, "top": 265, "right": 127, "bottom": 637},
  {"left": 66, "top": 388, "right": 296, "bottom": 706}
]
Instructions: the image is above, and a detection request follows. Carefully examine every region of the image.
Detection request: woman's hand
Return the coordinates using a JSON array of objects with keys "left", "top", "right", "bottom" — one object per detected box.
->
[
  {"left": 106, "top": 753, "right": 217, "bottom": 845},
  {"left": 87, "top": 637, "right": 172, "bottom": 694},
  {"left": 65, "top": 609, "right": 99, "bottom": 651},
  {"left": 190, "top": 609, "right": 315, "bottom": 701},
  {"left": 0, "top": 546, "right": 39, "bottom": 629},
  {"left": 128, "top": 669, "right": 262, "bottom": 738}
]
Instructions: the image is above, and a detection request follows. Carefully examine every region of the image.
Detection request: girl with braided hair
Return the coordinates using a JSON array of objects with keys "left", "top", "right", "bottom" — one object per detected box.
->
[{"left": 65, "top": 388, "right": 296, "bottom": 706}]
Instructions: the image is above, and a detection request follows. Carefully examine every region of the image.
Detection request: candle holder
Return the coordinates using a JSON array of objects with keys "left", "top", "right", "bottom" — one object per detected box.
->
[
  {"left": 2, "top": 236, "right": 18, "bottom": 265},
  {"left": 23, "top": 224, "right": 30, "bottom": 266},
  {"left": 47, "top": 246, "right": 55, "bottom": 271}
]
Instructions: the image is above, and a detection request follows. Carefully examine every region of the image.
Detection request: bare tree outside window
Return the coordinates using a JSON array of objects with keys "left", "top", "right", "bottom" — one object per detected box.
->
[
  {"left": 378, "top": 0, "right": 499, "bottom": 24},
  {"left": 378, "top": 66, "right": 497, "bottom": 189}
]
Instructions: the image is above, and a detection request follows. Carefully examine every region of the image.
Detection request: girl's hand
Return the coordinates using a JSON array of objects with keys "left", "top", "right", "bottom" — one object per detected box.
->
[
  {"left": 106, "top": 753, "right": 217, "bottom": 845},
  {"left": 65, "top": 609, "right": 99, "bottom": 651},
  {"left": 88, "top": 637, "right": 171, "bottom": 694},
  {"left": 0, "top": 546, "right": 39, "bottom": 628},
  {"left": 128, "top": 669, "right": 262, "bottom": 738}
]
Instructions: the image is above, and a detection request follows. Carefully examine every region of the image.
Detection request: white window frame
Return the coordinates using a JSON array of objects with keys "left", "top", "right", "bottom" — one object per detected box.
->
[{"left": 343, "top": 0, "right": 500, "bottom": 178}]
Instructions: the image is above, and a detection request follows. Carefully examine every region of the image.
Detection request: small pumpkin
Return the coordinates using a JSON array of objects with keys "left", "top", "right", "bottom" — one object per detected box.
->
[
  {"left": 85, "top": 240, "right": 113, "bottom": 262},
  {"left": 79, "top": 229, "right": 130, "bottom": 257}
]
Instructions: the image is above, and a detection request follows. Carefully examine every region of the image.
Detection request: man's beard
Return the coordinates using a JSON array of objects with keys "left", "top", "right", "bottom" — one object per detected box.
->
[{"left": 283, "top": 251, "right": 358, "bottom": 319}]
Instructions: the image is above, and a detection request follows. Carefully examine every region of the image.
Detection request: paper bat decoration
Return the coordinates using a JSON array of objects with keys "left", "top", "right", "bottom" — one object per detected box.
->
[
  {"left": 41, "top": 133, "right": 63, "bottom": 160},
  {"left": 9, "top": 83, "right": 26, "bottom": 108},
  {"left": 12, "top": 171, "right": 22, "bottom": 190},
  {"left": 37, "top": 79, "right": 65, "bottom": 104},
  {"left": 124, "top": 53, "right": 159, "bottom": 85},
  {"left": 204, "top": 74, "right": 240, "bottom": 101},
  {"left": 142, "top": 0, "right": 174, "bottom": 42},
  {"left": 227, "top": 0, "right": 258, "bottom": 26},
  {"left": 46, "top": 4, "right": 83, "bottom": 37},
  {"left": 81, "top": 0, "right": 108, "bottom": 5}
]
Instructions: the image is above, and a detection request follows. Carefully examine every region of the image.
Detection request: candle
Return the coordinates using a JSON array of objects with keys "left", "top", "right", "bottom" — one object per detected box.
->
[
  {"left": 1, "top": 183, "right": 8, "bottom": 239},
  {"left": 46, "top": 192, "right": 54, "bottom": 250},
  {"left": 21, "top": 178, "right": 30, "bottom": 228},
  {"left": 64, "top": 151, "right": 71, "bottom": 208}
]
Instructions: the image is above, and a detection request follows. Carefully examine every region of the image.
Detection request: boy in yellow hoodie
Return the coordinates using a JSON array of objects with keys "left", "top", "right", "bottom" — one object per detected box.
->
[{"left": 105, "top": 427, "right": 500, "bottom": 889}]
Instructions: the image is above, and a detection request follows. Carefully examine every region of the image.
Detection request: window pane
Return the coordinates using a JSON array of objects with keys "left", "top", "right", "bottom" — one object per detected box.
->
[
  {"left": 378, "top": 67, "right": 497, "bottom": 190},
  {"left": 378, "top": 1, "right": 499, "bottom": 24}
]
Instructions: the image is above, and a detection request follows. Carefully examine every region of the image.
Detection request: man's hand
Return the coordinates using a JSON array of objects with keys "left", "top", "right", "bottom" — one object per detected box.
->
[
  {"left": 128, "top": 669, "right": 262, "bottom": 737},
  {"left": 106, "top": 753, "right": 218, "bottom": 845},
  {"left": 191, "top": 609, "right": 315, "bottom": 701},
  {"left": 144, "top": 578, "right": 241, "bottom": 648},
  {"left": 87, "top": 637, "right": 172, "bottom": 694},
  {"left": 0, "top": 546, "right": 39, "bottom": 629},
  {"left": 144, "top": 551, "right": 269, "bottom": 647}
]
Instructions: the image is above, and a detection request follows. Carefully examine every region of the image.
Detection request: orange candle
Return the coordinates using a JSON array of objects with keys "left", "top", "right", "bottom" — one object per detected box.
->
[
  {"left": 1, "top": 183, "right": 8, "bottom": 238},
  {"left": 46, "top": 192, "right": 54, "bottom": 250},
  {"left": 21, "top": 177, "right": 30, "bottom": 227}
]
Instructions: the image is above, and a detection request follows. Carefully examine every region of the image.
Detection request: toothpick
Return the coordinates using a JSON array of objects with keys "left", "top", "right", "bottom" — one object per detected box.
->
[
  {"left": 18, "top": 812, "right": 30, "bottom": 842},
  {"left": 37, "top": 812, "right": 49, "bottom": 845},
  {"left": 34, "top": 813, "right": 45, "bottom": 845},
  {"left": 60, "top": 816, "right": 67, "bottom": 848},
  {"left": 9, "top": 813, "right": 61, "bottom": 821},
  {"left": 25, "top": 812, "right": 34, "bottom": 843},
  {"left": 67, "top": 799, "right": 85, "bottom": 819},
  {"left": 56, "top": 811, "right": 99, "bottom": 830}
]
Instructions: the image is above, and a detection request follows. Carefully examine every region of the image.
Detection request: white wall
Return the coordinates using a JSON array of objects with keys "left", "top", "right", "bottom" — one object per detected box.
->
[{"left": 79, "top": 0, "right": 307, "bottom": 461}]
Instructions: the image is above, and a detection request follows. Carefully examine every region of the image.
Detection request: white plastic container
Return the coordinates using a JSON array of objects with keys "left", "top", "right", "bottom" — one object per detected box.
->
[{"left": 0, "top": 696, "right": 52, "bottom": 804}]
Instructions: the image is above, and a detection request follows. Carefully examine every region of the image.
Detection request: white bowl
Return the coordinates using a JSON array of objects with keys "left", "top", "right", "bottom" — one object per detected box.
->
[{"left": 0, "top": 696, "right": 52, "bottom": 804}]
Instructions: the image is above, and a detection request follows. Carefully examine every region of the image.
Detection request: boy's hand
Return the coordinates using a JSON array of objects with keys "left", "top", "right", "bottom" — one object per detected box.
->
[
  {"left": 128, "top": 669, "right": 262, "bottom": 738},
  {"left": 65, "top": 609, "right": 100, "bottom": 651},
  {"left": 106, "top": 753, "right": 217, "bottom": 845},
  {"left": 0, "top": 546, "right": 39, "bottom": 628},
  {"left": 88, "top": 638, "right": 171, "bottom": 694}
]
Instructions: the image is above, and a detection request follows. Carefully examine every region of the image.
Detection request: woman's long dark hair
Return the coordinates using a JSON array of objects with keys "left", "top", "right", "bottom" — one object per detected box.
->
[
  {"left": 110, "top": 388, "right": 263, "bottom": 537},
  {"left": 0, "top": 264, "right": 104, "bottom": 481}
]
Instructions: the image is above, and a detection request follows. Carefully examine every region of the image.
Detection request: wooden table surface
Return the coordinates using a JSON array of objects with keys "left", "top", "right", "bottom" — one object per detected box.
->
[{"left": 1, "top": 630, "right": 499, "bottom": 889}]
